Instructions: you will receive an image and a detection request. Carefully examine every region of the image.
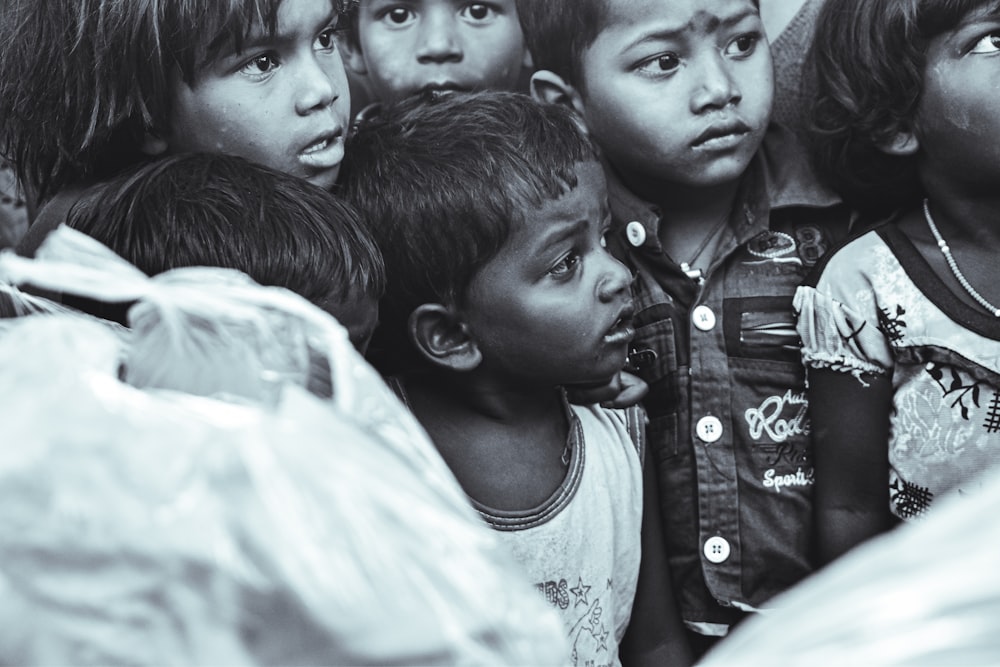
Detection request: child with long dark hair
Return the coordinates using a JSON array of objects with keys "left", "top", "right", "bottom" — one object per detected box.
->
[
  {"left": 797, "top": 0, "right": 1000, "bottom": 563},
  {"left": 0, "top": 0, "right": 353, "bottom": 254}
]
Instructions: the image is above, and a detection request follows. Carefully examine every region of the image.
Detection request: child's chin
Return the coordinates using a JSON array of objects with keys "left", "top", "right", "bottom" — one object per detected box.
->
[{"left": 305, "top": 167, "right": 340, "bottom": 191}]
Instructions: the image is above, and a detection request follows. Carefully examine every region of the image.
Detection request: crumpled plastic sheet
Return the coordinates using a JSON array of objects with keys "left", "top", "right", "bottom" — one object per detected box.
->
[
  {"left": 699, "top": 462, "right": 1000, "bottom": 667},
  {"left": 0, "top": 227, "right": 569, "bottom": 666}
]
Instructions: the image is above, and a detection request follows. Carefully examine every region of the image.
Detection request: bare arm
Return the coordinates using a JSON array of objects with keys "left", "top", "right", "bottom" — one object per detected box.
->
[
  {"left": 809, "top": 366, "right": 896, "bottom": 566},
  {"left": 619, "top": 454, "right": 692, "bottom": 667}
]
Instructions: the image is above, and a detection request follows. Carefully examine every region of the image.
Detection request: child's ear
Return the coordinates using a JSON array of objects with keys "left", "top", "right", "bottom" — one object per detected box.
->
[
  {"left": 409, "top": 303, "right": 482, "bottom": 372},
  {"left": 877, "top": 131, "right": 919, "bottom": 156},
  {"left": 140, "top": 130, "right": 168, "bottom": 157},
  {"left": 530, "top": 70, "right": 584, "bottom": 115}
]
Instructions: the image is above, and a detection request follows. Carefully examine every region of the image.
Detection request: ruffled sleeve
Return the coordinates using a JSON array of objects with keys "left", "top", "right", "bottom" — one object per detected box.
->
[{"left": 794, "top": 260, "right": 894, "bottom": 383}]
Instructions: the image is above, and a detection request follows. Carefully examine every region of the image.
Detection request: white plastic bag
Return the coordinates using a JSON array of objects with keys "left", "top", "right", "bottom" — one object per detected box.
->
[{"left": 0, "top": 227, "right": 569, "bottom": 665}]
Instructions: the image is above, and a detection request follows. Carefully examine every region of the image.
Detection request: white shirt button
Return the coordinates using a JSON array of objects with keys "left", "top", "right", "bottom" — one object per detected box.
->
[
  {"left": 626, "top": 221, "right": 646, "bottom": 247},
  {"left": 696, "top": 415, "right": 723, "bottom": 443},
  {"left": 692, "top": 305, "right": 716, "bottom": 331},
  {"left": 703, "top": 536, "right": 731, "bottom": 563}
]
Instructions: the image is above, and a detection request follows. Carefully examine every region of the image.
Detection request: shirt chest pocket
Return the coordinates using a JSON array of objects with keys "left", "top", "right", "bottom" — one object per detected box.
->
[
  {"left": 626, "top": 303, "right": 684, "bottom": 460},
  {"left": 626, "top": 304, "right": 679, "bottom": 404},
  {"left": 724, "top": 296, "right": 802, "bottom": 364}
]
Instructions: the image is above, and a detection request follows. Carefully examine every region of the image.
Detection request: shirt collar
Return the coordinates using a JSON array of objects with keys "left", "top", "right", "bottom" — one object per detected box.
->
[
  {"left": 760, "top": 123, "right": 842, "bottom": 210},
  {"left": 605, "top": 122, "right": 842, "bottom": 252}
]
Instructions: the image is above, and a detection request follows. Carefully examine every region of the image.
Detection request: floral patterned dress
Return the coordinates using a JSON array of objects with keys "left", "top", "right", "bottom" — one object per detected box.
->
[{"left": 794, "top": 222, "right": 1000, "bottom": 520}]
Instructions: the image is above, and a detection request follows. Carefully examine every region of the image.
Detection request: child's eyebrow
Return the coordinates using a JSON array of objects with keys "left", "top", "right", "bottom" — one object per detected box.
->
[
  {"left": 536, "top": 218, "right": 589, "bottom": 249},
  {"left": 232, "top": 9, "right": 338, "bottom": 54},
  {"left": 963, "top": 2, "right": 1000, "bottom": 25}
]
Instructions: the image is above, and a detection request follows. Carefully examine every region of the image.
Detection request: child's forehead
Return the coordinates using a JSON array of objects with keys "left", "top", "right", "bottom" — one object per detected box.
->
[
  {"left": 508, "top": 162, "right": 609, "bottom": 237},
  {"left": 600, "top": 0, "right": 759, "bottom": 35},
  {"left": 197, "top": 0, "right": 342, "bottom": 60},
  {"left": 920, "top": 0, "right": 1000, "bottom": 48},
  {"left": 959, "top": 0, "right": 1000, "bottom": 23},
  {"left": 359, "top": 0, "right": 465, "bottom": 6}
]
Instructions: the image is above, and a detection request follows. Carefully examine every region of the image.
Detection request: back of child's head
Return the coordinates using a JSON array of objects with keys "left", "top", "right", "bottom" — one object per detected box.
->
[
  {"left": 515, "top": 0, "right": 760, "bottom": 89},
  {"left": 0, "top": 0, "right": 349, "bottom": 203},
  {"left": 64, "top": 152, "right": 383, "bottom": 346},
  {"left": 514, "top": 0, "right": 609, "bottom": 89},
  {"left": 338, "top": 90, "right": 599, "bottom": 372},
  {"left": 807, "top": 0, "right": 993, "bottom": 216}
]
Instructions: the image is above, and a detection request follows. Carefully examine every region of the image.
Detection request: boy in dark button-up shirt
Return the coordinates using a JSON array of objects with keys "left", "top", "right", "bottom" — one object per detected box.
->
[{"left": 517, "top": 0, "right": 851, "bottom": 654}]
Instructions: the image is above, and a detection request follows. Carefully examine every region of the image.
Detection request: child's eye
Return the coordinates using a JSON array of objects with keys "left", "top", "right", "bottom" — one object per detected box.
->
[
  {"left": 636, "top": 52, "right": 681, "bottom": 75},
  {"left": 240, "top": 54, "right": 279, "bottom": 76},
  {"left": 315, "top": 27, "right": 337, "bottom": 50},
  {"left": 971, "top": 32, "right": 1000, "bottom": 54},
  {"left": 382, "top": 7, "right": 414, "bottom": 25},
  {"left": 549, "top": 252, "right": 581, "bottom": 278},
  {"left": 462, "top": 3, "right": 496, "bottom": 22},
  {"left": 725, "top": 33, "right": 760, "bottom": 58}
]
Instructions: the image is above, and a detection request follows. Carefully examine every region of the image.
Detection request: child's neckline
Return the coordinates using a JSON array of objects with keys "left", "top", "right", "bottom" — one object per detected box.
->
[
  {"left": 878, "top": 222, "right": 1000, "bottom": 341},
  {"left": 387, "top": 376, "right": 582, "bottom": 518}
]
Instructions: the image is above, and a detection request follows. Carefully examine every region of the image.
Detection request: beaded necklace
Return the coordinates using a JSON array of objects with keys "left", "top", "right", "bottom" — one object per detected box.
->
[{"left": 922, "top": 199, "right": 1000, "bottom": 317}]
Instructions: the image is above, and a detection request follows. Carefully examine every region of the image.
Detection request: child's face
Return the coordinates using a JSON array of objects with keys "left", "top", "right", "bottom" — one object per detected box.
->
[
  {"left": 162, "top": 0, "right": 351, "bottom": 190},
  {"left": 344, "top": 0, "right": 529, "bottom": 103},
  {"left": 574, "top": 0, "right": 772, "bottom": 191},
  {"left": 911, "top": 4, "right": 1000, "bottom": 193},
  {"left": 460, "top": 161, "right": 635, "bottom": 387}
]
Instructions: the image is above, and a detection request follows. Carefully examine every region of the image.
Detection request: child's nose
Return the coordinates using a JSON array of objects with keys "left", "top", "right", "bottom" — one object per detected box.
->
[
  {"left": 690, "top": 53, "right": 742, "bottom": 112},
  {"left": 416, "top": 11, "right": 463, "bottom": 63},
  {"left": 295, "top": 56, "right": 341, "bottom": 115},
  {"left": 597, "top": 254, "right": 633, "bottom": 303}
]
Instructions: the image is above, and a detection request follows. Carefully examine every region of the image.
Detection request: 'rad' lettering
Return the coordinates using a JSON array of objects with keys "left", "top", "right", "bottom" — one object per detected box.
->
[{"left": 745, "top": 390, "right": 810, "bottom": 442}]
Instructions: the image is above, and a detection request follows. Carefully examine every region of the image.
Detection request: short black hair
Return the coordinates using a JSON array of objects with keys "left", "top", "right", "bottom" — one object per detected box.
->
[
  {"left": 515, "top": 0, "right": 610, "bottom": 89},
  {"left": 339, "top": 90, "right": 599, "bottom": 371},
  {"left": 516, "top": 0, "right": 759, "bottom": 89},
  {"left": 65, "top": 153, "right": 383, "bottom": 318}
]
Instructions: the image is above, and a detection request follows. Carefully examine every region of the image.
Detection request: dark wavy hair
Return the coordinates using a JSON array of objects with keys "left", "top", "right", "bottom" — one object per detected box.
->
[
  {"left": 338, "top": 90, "right": 600, "bottom": 371},
  {"left": 66, "top": 152, "right": 383, "bottom": 313},
  {"left": 806, "top": 0, "right": 1000, "bottom": 216},
  {"left": 0, "top": 0, "right": 351, "bottom": 204}
]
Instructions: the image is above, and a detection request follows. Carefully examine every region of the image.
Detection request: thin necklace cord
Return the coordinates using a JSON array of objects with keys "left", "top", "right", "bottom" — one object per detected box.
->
[{"left": 922, "top": 198, "right": 1000, "bottom": 317}]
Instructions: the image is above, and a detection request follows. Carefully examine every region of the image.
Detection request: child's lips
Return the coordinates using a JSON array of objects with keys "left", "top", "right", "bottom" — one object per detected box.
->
[
  {"left": 420, "top": 81, "right": 466, "bottom": 94},
  {"left": 692, "top": 120, "right": 753, "bottom": 149},
  {"left": 603, "top": 304, "right": 636, "bottom": 345},
  {"left": 299, "top": 131, "right": 344, "bottom": 170}
]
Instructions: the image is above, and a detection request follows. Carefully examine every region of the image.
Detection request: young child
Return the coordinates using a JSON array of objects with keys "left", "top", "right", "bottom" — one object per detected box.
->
[
  {"left": 516, "top": 0, "right": 851, "bottom": 651},
  {"left": 0, "top": 0, "right": 353, "bottom": 255},
  {"left": 337, "top": 0, "right": 532, "bottom": 111},
  {"left": 56, "top": 152, "right": 382, "bottom": 354},
  {"left": 339, "top": 90, "right": 691, "bottom": 667},
  {"left": 796, "top": 0, "right": 1000, "bottom": 564}
]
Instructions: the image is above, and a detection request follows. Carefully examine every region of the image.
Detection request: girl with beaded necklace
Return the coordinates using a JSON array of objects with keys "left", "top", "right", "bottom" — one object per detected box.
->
[{"left": 794, "top": 0, "right": 1000, "bottom": 565}]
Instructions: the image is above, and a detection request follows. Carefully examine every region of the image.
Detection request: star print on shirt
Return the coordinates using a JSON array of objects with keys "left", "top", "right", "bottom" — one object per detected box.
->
[
  {"left": 596, "top": 625, "right": 610, "bottom": 652},
  {"left": 571, "top": 577, "right": 591, "bottom": 606}
]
